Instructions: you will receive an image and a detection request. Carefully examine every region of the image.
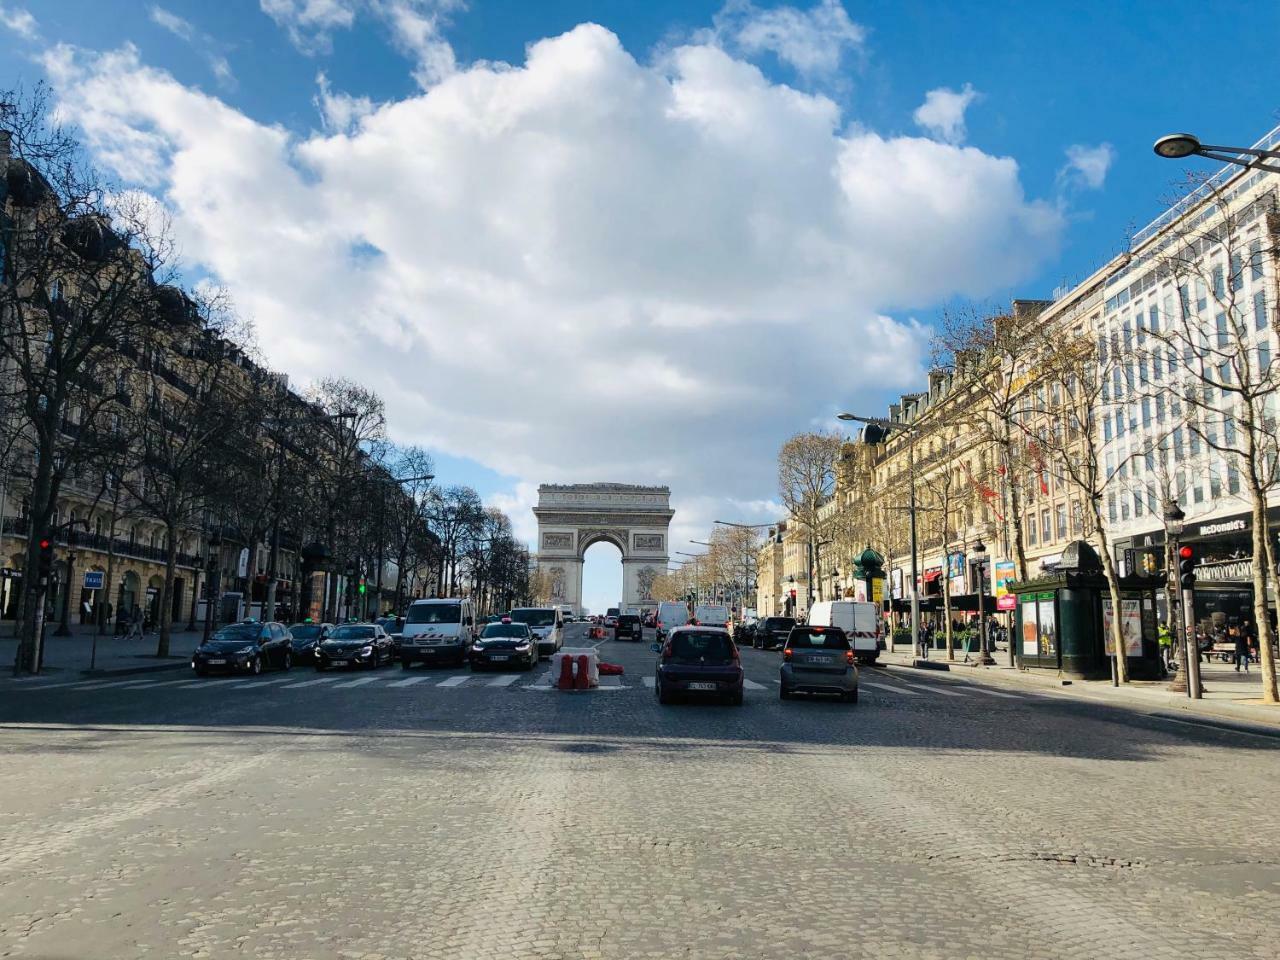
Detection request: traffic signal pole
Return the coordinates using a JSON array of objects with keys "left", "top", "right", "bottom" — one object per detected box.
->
[{"left": 1182, "top": 584, "right": 1202, "bottom": 699}]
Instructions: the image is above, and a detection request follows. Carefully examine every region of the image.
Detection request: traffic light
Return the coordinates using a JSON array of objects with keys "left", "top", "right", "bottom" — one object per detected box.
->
[
  {"left": 358, "top": 576, "right": 367, "bottom": 596},
  {"left": 36, "top": 535, "right": 54, "bottom": 581},
  {"left": 1178, "top": 545, "right": 1198, "bottom": 589}
]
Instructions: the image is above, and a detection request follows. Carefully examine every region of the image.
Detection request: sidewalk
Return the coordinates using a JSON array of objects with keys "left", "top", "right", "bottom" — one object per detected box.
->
[
  {"left": 879, "top": 643, "right": 1280, "bottom": 731},
  {"left": 0, "top": 622, "right": 201, "bottom": 678}
]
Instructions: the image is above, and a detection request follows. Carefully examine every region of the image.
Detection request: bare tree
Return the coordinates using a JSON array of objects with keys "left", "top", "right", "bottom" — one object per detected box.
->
[
  {"left": 777, "top": 432, "right": 842, "bottom": 611},
  {"left": 1, "top": 89, "right": 176, "bottom": 672}
]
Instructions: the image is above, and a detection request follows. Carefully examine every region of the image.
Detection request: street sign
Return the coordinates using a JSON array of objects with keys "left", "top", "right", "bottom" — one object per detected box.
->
[
  {"left": 237, "top": 547, "right": 249, "bottom": 578},
  {"left": 83, "top": 571, "right": 105, "bottom": 590}
]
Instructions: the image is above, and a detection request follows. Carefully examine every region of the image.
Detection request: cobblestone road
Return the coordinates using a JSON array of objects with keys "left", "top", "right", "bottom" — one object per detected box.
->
[{"left": 1, "top": 624, "right": 1277, "bottom": 959}]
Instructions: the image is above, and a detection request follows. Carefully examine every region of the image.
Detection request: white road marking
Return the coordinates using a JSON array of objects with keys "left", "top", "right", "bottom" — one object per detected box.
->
[
  {"left": 861, "top": 680, "right": 919, "bottom": 696},
  {"left": 742, "top": 679, "right": 767, "bottom": 690},
  {"left": 117, "top": 678, "right": 189, "bottom": 689},
  {"left": 964, "top": 686, "right": 1025, "bottom": 700},
  {"left": 228, "top": 676, "right": 297, "bottom": 690},
  {"left": 437, "top": 675, "right": 470, "bottom": 687},
  {"left": 387, "top": 676, "right": 429, "bottom": 687},
  {"left": 898, "top": 679, "right": 967, "bottom": 697},
  {"left": 332, "top": 675, "right": 381, "bottom": 688},
  {"left": 487, "top": 674, "right": 520, "bottom": 687},
  {"left": 73, "top": 678, "right": 153, "bottom": 691},
  {"left": 175, "top": 679, "right": 215, "bottom": 688},
  {"left": 641, "top": 676, "right": 655, "bottom": 688},
  {"left": 279, "top": 675, "right": 343, "bottom": 689}
]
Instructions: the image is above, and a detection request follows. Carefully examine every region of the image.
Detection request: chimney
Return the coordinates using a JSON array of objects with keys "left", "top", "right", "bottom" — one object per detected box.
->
[
  {"left": 927, "top": 370, "right": 946, "bottom": 395},
  {"left": 0, "top": 129, "right": 10, "bottom": 162}
]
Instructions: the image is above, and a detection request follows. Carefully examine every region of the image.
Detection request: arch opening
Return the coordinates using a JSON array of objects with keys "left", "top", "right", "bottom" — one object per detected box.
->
[{"left": 581, "top": 541, "right": 623, "bottom": 618}]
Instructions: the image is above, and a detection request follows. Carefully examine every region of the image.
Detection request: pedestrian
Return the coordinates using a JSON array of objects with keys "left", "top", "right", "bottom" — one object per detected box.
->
[
  {"left": 1233, "top": 626, "right": 1250, "bottom": 673},
  {"left": 125, "top": 605, "right": 143, "bottom": 640}
]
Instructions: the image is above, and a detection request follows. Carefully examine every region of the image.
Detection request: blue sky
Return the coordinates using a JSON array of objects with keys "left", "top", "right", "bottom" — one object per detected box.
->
[{"left": 4, "top": 1, "right": 1279, "bottom": 613}]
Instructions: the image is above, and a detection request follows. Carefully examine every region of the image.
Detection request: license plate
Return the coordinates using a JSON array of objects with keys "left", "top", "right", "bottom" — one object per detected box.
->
[
  {"left": 688, "top": 682, "right": 716, "bottom": 690},
  {"left": 208, "top": 659, "right": 226, "bottom": 665},
  {"left": 330, "top": 660, "right": 347, "bottom": 667},
  {"left": 805, "top": 656, "right": 828, "bottom": 663},
  {"left": 423, "top": 649, "right": 437, "bottom": 655},
  {"left": 490, "top": 655, "right": 510, "bottom": 661}
]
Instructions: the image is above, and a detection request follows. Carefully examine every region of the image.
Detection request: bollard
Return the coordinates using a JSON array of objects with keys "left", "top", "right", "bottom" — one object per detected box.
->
[
  {"left": 575, "top": 654, "right": 590, "bottom": 689},
  {"left": 558, "top": 655, "right": 576, "bottom": 690}
]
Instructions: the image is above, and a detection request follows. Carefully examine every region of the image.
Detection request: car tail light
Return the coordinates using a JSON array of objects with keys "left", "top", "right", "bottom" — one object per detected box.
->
[
  {"left": 783, "top": 647, "right": 793, "bottom": 661},
  {"left": 730, "top": 644, "right": 740, "bottom": 662},
  {"left": 662, "top": 642, "right": 673, "bottom": 660},
  {"left": 845, "top": 649, "right": 855, "bottom": 665}
]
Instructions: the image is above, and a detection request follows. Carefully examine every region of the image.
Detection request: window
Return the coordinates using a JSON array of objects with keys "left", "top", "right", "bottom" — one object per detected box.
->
[
  {"left": 1255, "top": 291, "right": 1267, "bottom": 331},
  {"left": 1196, "top": 280, "right": 1208, "bottom": 313},
  {"left": 1120, "top": 495, "right": 1130, "bottom": 521},
  {"left": 1259, "top": 341, "right": 1273, "bottom": 372},
  {"left": 1210, "top": 466, "right": 1222, "bottom": 499},
  {"left": 1155, "top": 393, "right": 1166, "bottom": 423},
  {"left": 1108, "top": 493, "right": 1117, "bottom": 524},
  {"left": 1228, "top": 462, "right": 1241, "bottom": 495},
  {"left": 1212, "top": 262, "right": 1225, "bottom": 299},
  {"left": 1250, "top": 239, "right": 1264, "bottom": 282},
  {"left": 1134, "top": 491, "right": 1144, "bottom": 518},
  {"left": 1230, "top": 253, "right": 1244, "bottom": 292},
  {"left": 1027, "top": 515, "right": 1037, "bottom": 545},
  {"left": 1041, "top": 511, "right": 1051, "bottom": 543},
  {"left": 1071, "top": 502, "right": 1083, "bottom": 534},
  {"left": 1141, "top": 398, "right": 1152, "bottom": 427},
  {"left": 1055, "top": 504, "right": 1067, "bottom": 540},
  {"left": 1216, "top": 312, "right": 1228, "bottom": 347},
  {"left": 1103, "top": 414, "right": 1113, "bottom": 442},
  {"left": 1149, "top": 304, "right": 1160, "bottom": 335}
]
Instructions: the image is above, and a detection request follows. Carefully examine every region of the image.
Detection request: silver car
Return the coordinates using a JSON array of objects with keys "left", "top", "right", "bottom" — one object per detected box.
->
[{"left": 779, "top": 626, "right": 858, "bottom": 703}]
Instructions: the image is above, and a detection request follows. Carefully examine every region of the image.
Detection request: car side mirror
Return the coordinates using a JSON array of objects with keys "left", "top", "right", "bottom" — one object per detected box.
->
[{"left": 650, "top": 642, "right": 661, "bottom": 653}]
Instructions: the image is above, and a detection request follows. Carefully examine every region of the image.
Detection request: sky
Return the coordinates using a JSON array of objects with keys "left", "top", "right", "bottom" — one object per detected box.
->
[{"left": 3, "top": 1, "right": 1279, "bottom": 614}]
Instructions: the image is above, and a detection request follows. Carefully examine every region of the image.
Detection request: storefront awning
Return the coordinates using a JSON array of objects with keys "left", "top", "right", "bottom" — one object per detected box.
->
[{"left": 923, "top": 570, "right": 942, "bottom": 582}]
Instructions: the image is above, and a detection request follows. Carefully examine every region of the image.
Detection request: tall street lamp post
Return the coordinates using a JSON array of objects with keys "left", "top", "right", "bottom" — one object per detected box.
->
[
  {"left": 971, "top": 539, "right": 993, "bottom": 665},
  {"left": 838, "top": 412, "right": 923, "bottom": 658},
  {"left": 1153, "top": 133, "right": 1280, "bottom": 173}
]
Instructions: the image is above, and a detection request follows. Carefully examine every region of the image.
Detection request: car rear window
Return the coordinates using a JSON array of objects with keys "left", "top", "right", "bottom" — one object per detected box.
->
[
  {"left": 764, "top": 618, "right": 796, "bottom": 631},
  {"left": 482, "top": 623, "right": 530, "bottom": 638},
  {"left": 618, "top": 615, "right": 640, "bottom": 624},
  {"left": 788, "top": 627, "right": 849, "bottom": 649},
  {"left": 669, "top": 630, "right": 736, "bottom": 663}
]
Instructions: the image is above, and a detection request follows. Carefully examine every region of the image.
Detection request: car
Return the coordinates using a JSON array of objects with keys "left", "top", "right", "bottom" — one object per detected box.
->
[
  {"left": 733, "top": 619, "right": 757, "bottom": 647},
  {"left": 694, "top": 604, "right": 731, "bottom": 628},
  {"left": 656, "top": 601, "right": 689, "bottom": 639},
  {"left": 508, "top": 606, "right": 563, "bottom": 655},
  {"left": 315, "top": 622, "right": 396, "bottom": 670},
  {"left": 192, "top": 621, "right": 294, "bottom": 676},
  {"left": 287, "top": 621, "right": 333, "bottom": 661},
  {"left": 470, "top": 619, "right": 539, "bottom": 671},
  {"left": 604, "top": 615, "right": 618, "bottom": 628},
  {"left": 779, "top": 625, "right": 858, "bottom": 703},
  {"left": 614, "top": 613, "right": 643, "bottom": 641},
  {"left": 755, "top": 616, "right": 796, "bottom": 649},
  {"left": 653, "top": 626, "right": 744, "bottom": 705}
]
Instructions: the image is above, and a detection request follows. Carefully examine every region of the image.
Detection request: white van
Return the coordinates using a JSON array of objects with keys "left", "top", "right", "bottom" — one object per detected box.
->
[
  {"left": 807, "top": 600, "right": 882, "bottom": 663},
  {"left": 400, "top": 598, "right": 476, "bottom": 668},
  {"left": 694, "top": 604, "right": 731, "bottom": 628},
  {"left": 656, "top": 601, "right": 689, "bottom": 639},
  {"left": 509, "top": 606, "right": 563, "bottom": 656}
]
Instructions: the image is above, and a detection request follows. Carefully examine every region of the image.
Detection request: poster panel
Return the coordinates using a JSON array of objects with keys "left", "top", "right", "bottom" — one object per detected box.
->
[
  {"left": 1102, "top": 598, "right": 1144, "bottom": 656},
  {"left": 1021, "top": 597, "right": 1040, "bottom": 656},
  {"left": 994, "top": 560, "right": 1017, "bottom": 611},
  {"left": 1036, "top": 599, "right": 1057, "bottom": 656}
]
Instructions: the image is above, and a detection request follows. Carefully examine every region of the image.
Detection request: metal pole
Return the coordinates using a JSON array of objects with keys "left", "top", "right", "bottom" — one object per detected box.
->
[
  {"left": 1182, "top": 585, "right": 1202, "bottom": 699},
  {"left": 55, "top": 550, "right": 75, "bottom": 636},
  {"left": 908, "top": 434, "right": 921, "bottom": 657}
]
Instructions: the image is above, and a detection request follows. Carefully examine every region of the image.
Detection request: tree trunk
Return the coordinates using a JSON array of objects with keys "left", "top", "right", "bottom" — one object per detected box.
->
[
  {"left": 942, "top": 550, "right": 954, "bottom": 660},
  {"left": 1246, "top": 475, "right": 1278, "bottom": 703},
  {"left": 14, "top": 460, "right": 55, "bottom": 674},
  {"left": 156, "top": 519, "right": 177, "bottom": 657}
]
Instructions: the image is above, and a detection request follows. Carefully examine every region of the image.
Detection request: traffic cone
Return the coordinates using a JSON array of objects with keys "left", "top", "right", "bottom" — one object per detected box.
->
[
  {"left": 558, "top": 655, "right": 575, "bottom": 690},
  {"left": 575, "top": 654, "right": 590, "bottom": 689}
]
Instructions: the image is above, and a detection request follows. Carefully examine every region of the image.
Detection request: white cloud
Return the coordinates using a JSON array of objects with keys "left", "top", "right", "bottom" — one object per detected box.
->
[
  {"left": 912, "top": 83, "right": 979, "bottom": 144},
  {"left": 1060, "top": 142, "right": 1115, "bottom": 190},
  {"left": 708, "top": 0, "right": 864, "bottom": 77},
  {"left": 0, "top": 4, "right": 37, "bottom": 39},
  {"left": 150, "top": 5, "right": 236, "bottom": 88},
  {"left": 314, "top": 71, "right": 375, "bottom": 131},
  {"left": 42, "top": 27, "right": 1062, "bottom": 545},
  {"left": 259, "top": 0, "right": 357, "bottom": 52}
]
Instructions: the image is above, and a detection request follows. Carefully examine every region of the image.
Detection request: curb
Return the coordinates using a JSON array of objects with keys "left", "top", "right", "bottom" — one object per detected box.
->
[
  {"left": 910, "top": 659, "right": 950, "bottom": 672},
  {"left": 80, "top": 659, "right": 190, "bottom": 678}
]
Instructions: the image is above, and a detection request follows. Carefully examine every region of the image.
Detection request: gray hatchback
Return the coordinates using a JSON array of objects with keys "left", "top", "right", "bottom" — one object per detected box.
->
[{"left": 779, "top": 626, "right": 858, "bottom": 703}]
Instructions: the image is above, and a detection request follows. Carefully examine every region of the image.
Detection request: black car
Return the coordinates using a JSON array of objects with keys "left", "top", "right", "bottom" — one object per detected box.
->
[
  {"left": 470, "top": 620, "right": 539, "bottom": 671},
  {"left": 287, "top": 621, "right": 333, "bottom": 661},
  {"left": 192, "top": 621, "right": 294, "bottom": 676},
  {"left": 315, "top": 623, "right": 395, "bottom": 670},
  {"left": 755, "top": 616, "right": 797, "bottom": 650},
  {"left": 614, "top": 613, "right": 643, "bottom": 641},
  {"left": 375, "top": 616, "right": 405, "bottom": 653}
]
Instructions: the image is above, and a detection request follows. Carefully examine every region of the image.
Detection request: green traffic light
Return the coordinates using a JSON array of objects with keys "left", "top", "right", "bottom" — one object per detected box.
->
[{"left": 358, "top": 583, "right": 366, "bottom": 594}]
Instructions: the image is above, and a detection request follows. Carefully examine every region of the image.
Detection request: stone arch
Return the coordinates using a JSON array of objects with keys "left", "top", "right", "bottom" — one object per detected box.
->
[{"left": 533, "top": 484, "right": 673, "bottom": 614}]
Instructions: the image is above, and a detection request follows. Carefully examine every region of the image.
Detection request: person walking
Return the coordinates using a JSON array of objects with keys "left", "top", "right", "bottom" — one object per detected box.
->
[
  {"left": 125, "top": 605, "right": 144, "bottom": 640},
  {"left": 1232, "top": 626, "right": 1250, "bottom": 672}
]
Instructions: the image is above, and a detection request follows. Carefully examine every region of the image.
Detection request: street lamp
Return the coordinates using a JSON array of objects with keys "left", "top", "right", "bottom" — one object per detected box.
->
[
  {"left": 839, "top": 410, "right": 924, "bottom": 657},
  {"left": 971, "top": 539, "right": 993, "bottom": 665},
  {"left": 1153, "top": 133, "right": 1280, "bottom": 174}
]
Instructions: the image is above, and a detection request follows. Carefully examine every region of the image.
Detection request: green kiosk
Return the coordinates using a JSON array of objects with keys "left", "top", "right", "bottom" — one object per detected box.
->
[{"left": 1012, "top": 539, "right": 1164, "bottom": 680}]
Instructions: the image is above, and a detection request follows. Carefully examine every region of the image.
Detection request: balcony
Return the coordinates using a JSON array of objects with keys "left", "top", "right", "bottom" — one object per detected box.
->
[{"left": 1, "top": 516, "right": 202, "bottom": 569}]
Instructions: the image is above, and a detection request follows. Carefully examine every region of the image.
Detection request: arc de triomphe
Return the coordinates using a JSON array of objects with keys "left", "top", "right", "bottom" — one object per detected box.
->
[{"left": 533, "top": 483, "right": 673, "bottom": 613}]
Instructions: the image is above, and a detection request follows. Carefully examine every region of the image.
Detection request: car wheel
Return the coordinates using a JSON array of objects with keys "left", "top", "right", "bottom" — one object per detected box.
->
[
  {"left": 194, "top": 665, "right": 208, "bottom": 677},
  {"left": 657, "top": 682, "right": 672, "bottom": 705},
  {"left": 401, "top": 659, "right": 412, "bottom": 670},
  {"left": 282, "top": 651, "right": 292, "bottom": 671},
  {"left": 316, "top": 663, "right": 325, "bottom": 672},
  {"left": 251, "top": 656, "right": 262, "bottom": 676},
  {"left": 844, "top": 687, "right": 859, "bottom": 704},
  {"left": 779, "top": 685, "right": 791, "bottom": 701},
  {"left": 730, "top": 689, "right": 744, "bottom": 706}
]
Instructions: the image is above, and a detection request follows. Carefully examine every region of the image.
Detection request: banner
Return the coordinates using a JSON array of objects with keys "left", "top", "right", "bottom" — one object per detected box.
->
[
  {"left": 871, "top": 578, "right": 884, "bottom": 604},
  {"left": 994, "top": 560, "right": 1016, "bottom": 611}
]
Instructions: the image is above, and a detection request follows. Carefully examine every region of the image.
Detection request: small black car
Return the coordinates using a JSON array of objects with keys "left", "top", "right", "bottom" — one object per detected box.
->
[
  {"left": 755, "top": 616, "right": 796, "bottom": 650},
  {"left": 192, "top": 621, "right": 294, "bottom": 676},
  {"left": 470, "top": 620, "right": 539, "bottom": 671},
  {"left": 287, "top": 621, "right": 333, "bottom": 661},
  {"left": 614, "top": 614, "right": 643, "bottom": 641},
  {"left": 315, "top": 623, "right": 395, "bottom": 670}
]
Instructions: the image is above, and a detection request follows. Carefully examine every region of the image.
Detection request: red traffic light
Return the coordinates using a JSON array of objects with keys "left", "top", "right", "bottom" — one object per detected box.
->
[
  {"left": 1178, "top": 545, "right": 1194, "bottom": 560},
  {"left": 38, "top": 538, "right": 51, "bottom": 550}
]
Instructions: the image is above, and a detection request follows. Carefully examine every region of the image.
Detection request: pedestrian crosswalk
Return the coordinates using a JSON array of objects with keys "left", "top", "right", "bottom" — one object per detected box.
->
[{"left": 2, "top": 668, "right": 1031, "bottom": 702}]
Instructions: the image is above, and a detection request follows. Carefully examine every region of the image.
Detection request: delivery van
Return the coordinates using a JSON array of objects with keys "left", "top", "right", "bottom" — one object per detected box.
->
[
  {"left": 656, "top": 601, "right": 690, "bottom": 638},
  {"left": 693, "top": 604, "right": 730, "bottom": 628},
  {"left": 400, "top": 597, "right": 477, "bottom": 668},
  {"left": 806, "top": 600, "right": 882, "bottom": 663}
]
